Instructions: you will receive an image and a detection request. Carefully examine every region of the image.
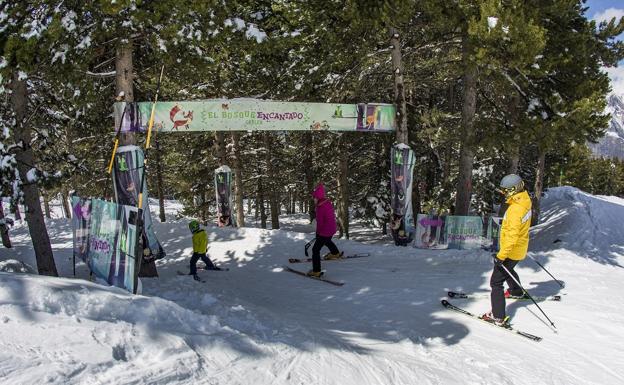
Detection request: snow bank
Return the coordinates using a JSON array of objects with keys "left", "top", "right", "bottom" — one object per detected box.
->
[{"left": 531, "top": 186, "right": 624, "bottom": 266}]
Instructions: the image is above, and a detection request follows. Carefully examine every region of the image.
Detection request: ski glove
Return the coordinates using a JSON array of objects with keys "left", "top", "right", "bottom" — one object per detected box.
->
[{"left": 492, "top": 253, "right": 504, "bottom": 266}]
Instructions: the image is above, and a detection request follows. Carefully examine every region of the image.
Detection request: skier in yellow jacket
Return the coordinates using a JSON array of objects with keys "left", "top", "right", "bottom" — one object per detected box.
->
[
  {"left": 482, "top": 174, "right": 532, "bottom": 325},
  {"left": 188, "top": 220, "right": 220, "bottom": 280}
]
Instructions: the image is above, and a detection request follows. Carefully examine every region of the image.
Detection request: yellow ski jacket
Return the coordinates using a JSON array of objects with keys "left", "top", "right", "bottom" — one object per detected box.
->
[
  {"left": 192, "top": 229, "right": 208, "bottom": 254},
  {"left": 497, "top": 190, "right": 532, "bottom": 261}
]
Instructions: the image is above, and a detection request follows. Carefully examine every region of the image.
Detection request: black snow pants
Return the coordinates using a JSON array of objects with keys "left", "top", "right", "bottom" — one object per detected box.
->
[
  {"left": 490, "top": 259, "right": 523, "bottom": 319},
  {"left": 311, "top": 235, "right": 340, "bottom": 273}
]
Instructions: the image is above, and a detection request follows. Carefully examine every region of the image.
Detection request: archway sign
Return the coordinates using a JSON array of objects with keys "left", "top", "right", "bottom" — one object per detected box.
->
[
  {"left": 111, "top": 99, "right": 412, "bottom": 252},
  {"left": 113, "top": 99, "right": 396, "bottom": 132}
]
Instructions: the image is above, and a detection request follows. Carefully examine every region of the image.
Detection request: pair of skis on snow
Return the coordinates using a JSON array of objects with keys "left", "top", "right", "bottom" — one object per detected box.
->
[
  {"left": 282, "top": 253, "right": 370, "bottom": 286},
  {"left": 442, "top": 291, "right": 562, "bottom": 342}
]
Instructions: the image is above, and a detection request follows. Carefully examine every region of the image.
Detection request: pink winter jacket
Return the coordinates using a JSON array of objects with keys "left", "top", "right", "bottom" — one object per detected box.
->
[{"left": 312, "top": 184, "right": 337, "bottom": 237}]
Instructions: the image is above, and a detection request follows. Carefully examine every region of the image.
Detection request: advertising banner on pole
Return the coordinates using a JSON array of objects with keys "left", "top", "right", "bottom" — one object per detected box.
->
[
  {"left": 71, "top": 196, "right": 92, "bottom": 263},
  {"left": 112, "top": 145, "right": 165, "bottom": 261},
  {"left": 114, "top": 99, "right": 396, "bottom": 133},
  {"left": 390, "top": 144, "right": 416, "bottom": 246},
  {"left": 215, "top": 165, "right": 234, "bottom": 227},
  {"left": 445, "top": 216, "right": 484, "bottom": 250}
]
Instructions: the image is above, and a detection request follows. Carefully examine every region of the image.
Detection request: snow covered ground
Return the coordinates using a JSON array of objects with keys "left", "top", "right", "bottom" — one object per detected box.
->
[{"left": 1, "top": 187, "right": 623, "bottom": 385}]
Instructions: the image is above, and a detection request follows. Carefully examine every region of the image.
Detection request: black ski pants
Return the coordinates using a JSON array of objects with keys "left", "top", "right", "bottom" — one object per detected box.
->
[
  {"left": 190, "top": 252, "right": 215, "bottom": 275},
  {"left": 490, "top": 259, "right": 523, "bottom": 319},
  {"left": 311, "top": 235, "right": 340, "bottom": 272}
]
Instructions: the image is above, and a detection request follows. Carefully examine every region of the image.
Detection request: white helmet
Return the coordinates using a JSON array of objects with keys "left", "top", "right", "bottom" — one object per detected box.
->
[{"left": 499, "top": 174, "right": 524, "bottom": 198}]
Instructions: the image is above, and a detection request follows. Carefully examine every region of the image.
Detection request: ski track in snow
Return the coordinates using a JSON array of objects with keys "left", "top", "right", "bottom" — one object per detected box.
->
[{"left": 1, "top": 188, "right": 624, "bottom": 384}]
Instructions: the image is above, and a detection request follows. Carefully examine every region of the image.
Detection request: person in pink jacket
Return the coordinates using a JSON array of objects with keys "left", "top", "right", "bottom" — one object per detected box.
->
[{"left": 309, "top": 183, "right": 341, "bottom": 277}]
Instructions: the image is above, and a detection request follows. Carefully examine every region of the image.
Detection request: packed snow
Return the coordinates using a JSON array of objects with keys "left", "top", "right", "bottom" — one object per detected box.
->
[{"left": 1, "top": 187, "right": 623, "bottom": 384}]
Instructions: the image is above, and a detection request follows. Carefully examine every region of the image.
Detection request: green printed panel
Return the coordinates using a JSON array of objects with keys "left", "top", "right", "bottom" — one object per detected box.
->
[
  {"left": 114, "top": 100, "right": 395, "bottom": 132},
  {"left": 445, "top": 216, "right": 484, "bottom": 250}
]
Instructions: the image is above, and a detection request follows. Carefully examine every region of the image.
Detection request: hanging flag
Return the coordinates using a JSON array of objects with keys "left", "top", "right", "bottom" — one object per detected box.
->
[
  {"left": 390, "top": 144, "right": 415, "bottom": 246},
  {"left": 112, "top": 145, "right": 165, "bottom": 262},
  {"left": 214, "top": 165, "right": 235, "bottom": 227}
]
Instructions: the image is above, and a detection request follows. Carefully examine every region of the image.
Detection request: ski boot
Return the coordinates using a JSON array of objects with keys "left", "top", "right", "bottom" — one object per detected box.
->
[
  {"left": 193, "top": 274, "right": 201, "bottom": 282},
  {"left": 306, "top": 270, "right": 324, "bottom": 278},
  {"left": 480, "top": 312, "right": 511, "bottom": 327},
  {"left": 504, "top": 289, "right": 529, "bottom": 300},
  {"left": 323, "top": 251, "right": 344, "bottom": 260}
]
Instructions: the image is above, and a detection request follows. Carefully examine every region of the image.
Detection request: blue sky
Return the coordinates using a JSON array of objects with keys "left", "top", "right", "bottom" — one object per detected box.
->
[{"left": 586, "top": 0, "right": 624, "bottom": 94}]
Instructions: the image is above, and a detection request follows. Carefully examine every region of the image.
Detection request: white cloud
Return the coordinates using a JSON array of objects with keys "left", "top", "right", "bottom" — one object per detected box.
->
[
  {"left": 604, "top": 66, "right": 624, "bottom": 96},
  {"left": 592, "top": 8, "right": 624, "bottom": 24}
]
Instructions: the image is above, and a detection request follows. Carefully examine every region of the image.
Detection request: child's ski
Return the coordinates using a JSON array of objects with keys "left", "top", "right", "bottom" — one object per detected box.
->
[
  {"left": 441, "top": 299, "right": 542, "bottom": 342},
  {"left": 288, "top": 253, "right": 369, "bottom": 264},
  {"left": 198, "top": 265, "right": 229, "bottom": 271},
  {"left": 177, "top": 271, "right": 205, "bottom": 282},
  {"left": 282, "top": 266, "right": 344, "bottom": 286}
]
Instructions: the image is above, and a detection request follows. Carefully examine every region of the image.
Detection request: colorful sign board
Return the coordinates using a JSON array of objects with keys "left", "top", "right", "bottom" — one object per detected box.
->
[
  {"left": 71, "top": 197, "right": 141, "bottom": 293},
  {"left": 414, "top": 214, "right": 448, "bottom": 249},
  {"left": 445, "top": 215, "right": 484, "bottom": 250},
  {"left": 114, "top": 99, "right": 396, "bottom": 132}
]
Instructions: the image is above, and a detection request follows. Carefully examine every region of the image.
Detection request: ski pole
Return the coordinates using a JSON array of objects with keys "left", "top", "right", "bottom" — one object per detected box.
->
[
  {"left": 498, "top": 260, "right": 557, "bottom": 329},
  {"left": 528, "top": 255, "right": 565, "bottom": 288},
  {"left": 304, "top": 238, "right": 316, "bottom": 257}
]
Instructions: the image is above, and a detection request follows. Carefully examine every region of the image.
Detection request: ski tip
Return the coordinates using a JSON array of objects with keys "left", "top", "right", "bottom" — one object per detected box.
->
[{"left": 441, "top": 299, "right": 450, "bottom": 306}]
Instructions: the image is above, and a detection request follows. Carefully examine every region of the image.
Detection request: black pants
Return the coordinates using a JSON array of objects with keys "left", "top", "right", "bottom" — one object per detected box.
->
[
  {"left": 311, "top": 235, "right": 339, "bottom": 272},
  {"left": 190, "top": 252, "right": 215, "bottom": 275},
  {"left": 490, "top": 259, "right": 523, "bottom": 319}
]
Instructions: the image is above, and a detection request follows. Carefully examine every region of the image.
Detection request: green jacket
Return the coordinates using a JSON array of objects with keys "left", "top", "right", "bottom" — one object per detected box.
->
[{"left": 192, "top": 229, "right": 208, "bottom": 254}]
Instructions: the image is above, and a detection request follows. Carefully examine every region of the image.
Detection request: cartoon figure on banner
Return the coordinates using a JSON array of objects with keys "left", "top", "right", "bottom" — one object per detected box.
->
[
  {"left": 356, "top": 104, "right": 380, "bottom": 130},
  {"left": 310, "top": 120, "right": 330, "bottom": 130},
  {"left": 170, "top": 104, "right": 194, "bottom": 130}
]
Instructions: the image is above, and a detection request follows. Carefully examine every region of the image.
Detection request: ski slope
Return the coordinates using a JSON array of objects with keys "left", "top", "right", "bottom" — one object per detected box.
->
[{"left": 1, "top": 187, "right": 623, "bottom": 384}]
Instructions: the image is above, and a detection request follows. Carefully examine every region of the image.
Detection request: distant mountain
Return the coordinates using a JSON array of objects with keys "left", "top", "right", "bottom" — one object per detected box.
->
[{"left": 589, "top": 94, "right": 624, "bottom": 160}]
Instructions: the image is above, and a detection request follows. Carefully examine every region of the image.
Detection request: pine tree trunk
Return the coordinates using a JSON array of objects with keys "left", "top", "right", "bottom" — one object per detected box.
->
[
  {"left": 116, "top": 41, "right": 135, "bottom": 146},
  {"left": 264, "top": 133, "right": 279, "bottom": 229},
  {"left": 303, "top": 132, "right": 315, "bottom": 222},
  {"left": 337, "top": 134, "right": 349, "bottom": 239},
  {"left": 390, "top": 27, "right": 408, "bottom": 144},
  {"left": 42, "top": 191, "right": 51, "bottom": 219},
  {"left": 258, "top": 177, "right": 267, "bottom": 229},
  {"left": 532, "top": 147, "right": 547, "bottom": 226},
  {"left": 155, "top": 137, "right": 166, "bottom": 222},
  {"left": 214, "top": 131, "right": 227, "bottom": 166},
  {"left": 116, "top": 40, "right": 157, "bottom": 278},
  {"left": 10, "top": 73, "right": 57, "bottom": 276},
  {"left": 232, "top": 132, "right": 245, "bottom": 227},
  {"left": 0, "top": 201, "right": 12, "bottom": 248},
  {"left": 61, "top": 190, "right": 71, "bottom": 219},
  {"left": 454, "top": 35, "right": 478, "bottom": 216}
]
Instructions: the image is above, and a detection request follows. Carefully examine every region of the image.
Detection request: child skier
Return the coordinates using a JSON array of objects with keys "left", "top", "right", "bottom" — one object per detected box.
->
[
  {"left": 188, "top": 219, "right": 220, "bottom": 280},
  {"left": 308, "top": 184, "right": 341, "bottom": 277},
  {"left": 483, "top": 174, "right": 532, "bottom": 325}
]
